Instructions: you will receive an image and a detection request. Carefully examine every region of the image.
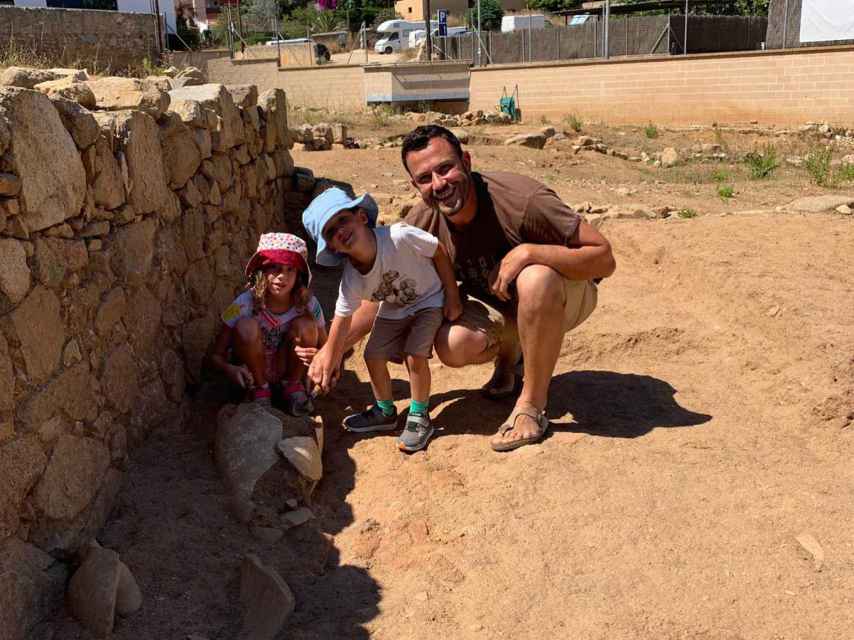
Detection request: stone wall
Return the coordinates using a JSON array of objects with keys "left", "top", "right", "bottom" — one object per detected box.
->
[
  {"left": 0, "top": 72, "right": 300, "bottom": 639},
  {"left": 0, "top": 7, "right": 161, "bottom": 73}
]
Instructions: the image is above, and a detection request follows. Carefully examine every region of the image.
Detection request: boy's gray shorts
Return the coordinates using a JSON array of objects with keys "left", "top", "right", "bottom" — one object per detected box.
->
[{"left": 363, "top": 307, "right": 444, "bottom": 364}]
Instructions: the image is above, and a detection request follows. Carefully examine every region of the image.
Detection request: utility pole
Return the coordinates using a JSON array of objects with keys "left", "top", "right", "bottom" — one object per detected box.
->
[
  {"left": 683, "top": 0, "right": 689, "bottom": 55},
  {"left": 476, "top": 0, "right": 481, "bottom": 66},
  {"left": 603, "top": 0, "right": 609, "bottom": 59},
  {"left": 423, "top": 0, "right": 432, "bottom": 62}
]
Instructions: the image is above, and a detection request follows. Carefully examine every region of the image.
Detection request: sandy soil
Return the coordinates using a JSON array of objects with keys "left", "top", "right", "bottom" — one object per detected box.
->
[{"left": 51, "top": 124, "right": 854, "bottom": 639}]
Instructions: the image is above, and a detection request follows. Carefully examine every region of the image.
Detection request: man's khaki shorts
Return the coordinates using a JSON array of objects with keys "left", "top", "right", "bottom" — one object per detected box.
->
[
  {"left": 457, "top": 278, "right": 598, "bottom": 350},
  {"left": 364, "top": 307, "right": 444, "bottom": 364}
]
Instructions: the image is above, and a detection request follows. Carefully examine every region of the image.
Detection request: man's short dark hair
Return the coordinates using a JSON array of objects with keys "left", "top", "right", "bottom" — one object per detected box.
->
[{"left": 400, "top": 125, "right": 464, "bottom": 174}]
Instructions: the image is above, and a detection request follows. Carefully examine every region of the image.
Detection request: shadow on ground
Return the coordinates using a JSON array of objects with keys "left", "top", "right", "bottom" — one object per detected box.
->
[{"left": 429, "top": 370, "right": 711, "bottom": 441}]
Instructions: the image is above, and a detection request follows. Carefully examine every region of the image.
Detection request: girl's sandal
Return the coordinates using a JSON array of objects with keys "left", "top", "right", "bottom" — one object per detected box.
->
[{"left": 490, "top": 402, "right": 550, "bottom": 452}]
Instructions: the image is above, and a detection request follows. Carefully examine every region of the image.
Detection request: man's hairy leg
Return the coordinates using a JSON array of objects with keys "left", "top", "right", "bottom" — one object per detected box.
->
[{"left": 491, "top": 265, "right": 566, "bottom": 447}]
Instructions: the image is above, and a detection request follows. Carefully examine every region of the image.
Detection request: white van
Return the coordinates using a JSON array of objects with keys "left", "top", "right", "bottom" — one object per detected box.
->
[
  {"left": 500, "top": 14, "right": 546, "bottom": 33},
  {"left": 375, "top": 19, "right": 436, "bottom": 54}
]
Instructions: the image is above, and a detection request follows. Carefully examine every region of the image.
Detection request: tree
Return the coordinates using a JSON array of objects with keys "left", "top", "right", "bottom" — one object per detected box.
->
[
  {"left": 527, "top": 0, "right": 582, "bottom": 12},
  {"left": 468, "top": 0, "right": 503, "bottom": 32},
  {"left": 619, "top": 0, "right": 769, "bottom": 16}
]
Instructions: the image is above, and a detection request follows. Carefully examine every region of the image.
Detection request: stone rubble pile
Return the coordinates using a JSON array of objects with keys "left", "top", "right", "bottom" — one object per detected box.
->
[
  {"left": 0, "top": 66, "right": 306, "bottom": 639},
  {"left": 290, "top": 122, "right": 356, "bottom": 151}
]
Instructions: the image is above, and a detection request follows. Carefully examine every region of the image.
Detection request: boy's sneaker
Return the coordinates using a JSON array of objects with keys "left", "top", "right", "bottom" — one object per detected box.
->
[
  {"left": 343, "top": 405, "right": 398, "bottom": 433},
  {"left": 397, "top": 413, "right": 434, "bottom": 453}
]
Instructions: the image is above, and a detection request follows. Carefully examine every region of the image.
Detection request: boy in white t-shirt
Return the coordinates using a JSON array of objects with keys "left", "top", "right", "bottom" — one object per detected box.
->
[{"left": 304, "top": 187, "right": 462, "bottom": 452}]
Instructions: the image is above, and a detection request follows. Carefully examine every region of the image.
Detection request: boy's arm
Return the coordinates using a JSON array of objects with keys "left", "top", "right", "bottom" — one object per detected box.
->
[
  {"left": 433, "top": 242, "right": 463, "bottom": 321},
  {"left": 308, "top": 313, "right": 353, "bottom": 394}
]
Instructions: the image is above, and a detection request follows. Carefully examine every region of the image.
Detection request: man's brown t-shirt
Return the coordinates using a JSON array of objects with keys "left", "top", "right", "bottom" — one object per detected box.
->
[{"left": 404, "top": 171, "right": 582, "bottom": 312}]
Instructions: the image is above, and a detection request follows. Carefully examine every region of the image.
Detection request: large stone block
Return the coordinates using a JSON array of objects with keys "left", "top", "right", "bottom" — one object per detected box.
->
[
  {"left": 36, "top": 77, "right": 96, "bottom": 110},
  {"left": 21, "top": 362, "right": 99, "bottom": 428},
  {"left": 169, "top": 84, "right": 243, "bottom": 151},
  {"left": 0, "top": 66, "right": 68, "bottom": 89},
  {"left": 33, "top": 237, "right": 88, "bottom": 289},
  {"left": 110, "top": 217, "right": 157, "bottom": 284},
  {"left": 86, "top": 77, "right": 170, "bottom": 118},
  {"left": 102, "top": 344, "right": 139, "bottom": 414},
  {"left": 125, "top": 286, "right": 161, "bottom": 362},
  {"left": 95, "top": 287, "right": 126, "bottom": 335},
  {"left": 31, "top": 467, "right": 123, "bottom": 557},
  {"left": 0, "top": 538, "right": 68, "bottom": 640},
  {"left": 160, "top": 116, "right": 201, "bottom": 189},
  {"left": 0, "top": 437, "right": 47, "bottom": 539},
  {"left": 186, "top": 259, "right": 214, "bottom": 306},
  {"left": 34, "top": 434, "right": 109, "bottom": 521},
  {"left": 0, "top": 87, "right": 86, "bottom": 232},
  {"left": 10, "top": 286, "right": 65, "bottom": 384},
  {"left": 182, "top": 208, "right": 206, "bottom": 262},
  {"left": 93, "top": 133, "right": 126, "bottom": 210},
  {"left": 50, "top": 97, "right": 99, "bottom": 150},
  {"left": 258, "top": 89, "right": 288, "bottom": 152},
  {"left": 113, "top": 111, "right": 172, "bottom": 215},
  {"left": 169, "top": 84, "right": 244, "bottom": 151},
  {"left": 227, "top": 84, "right": 259, "bottom": 109},
  {"left": 240, "top": 554, "right": 295, "bottom": 640},
  {"left": 0, "top": 237, "right": 31, "bottom": 305},
  {"left": 68, "top": 545, "right": 120, "bottom": 637}
]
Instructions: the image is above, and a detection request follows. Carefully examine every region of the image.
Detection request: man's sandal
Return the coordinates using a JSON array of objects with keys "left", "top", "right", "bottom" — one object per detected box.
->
[{"left": 490, "top": 402, "right": 550, "bottom": 452}]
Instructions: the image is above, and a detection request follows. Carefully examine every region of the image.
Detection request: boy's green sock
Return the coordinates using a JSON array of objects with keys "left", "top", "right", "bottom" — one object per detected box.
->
[
  {"left": 376, "top": 399, "right": 395, "bottom": 416},
  {"left": 410, "top": 399, "right": 429, "bottom": 416}
]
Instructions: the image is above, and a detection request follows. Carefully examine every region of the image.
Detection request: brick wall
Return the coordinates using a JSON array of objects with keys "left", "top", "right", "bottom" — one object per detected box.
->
[
  {"left": 206, "top": 60, "right": 365, "bottom": 112},
  {"left": 207, "top": 58, "right": 281, "bottom": 89},
  {"left": 277, "top": 65, "right": 365, "bottom": 111},
  {"left": 0, "top": 7, "right": 160, "bottom": 73},
  {"left": 469, "top": 46, "right": 854, "bottom": 126}
]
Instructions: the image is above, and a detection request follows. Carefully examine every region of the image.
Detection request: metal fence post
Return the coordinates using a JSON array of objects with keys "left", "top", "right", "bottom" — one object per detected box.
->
[{"left": 683, "top": 0, "right": 688, "bottom": 55}]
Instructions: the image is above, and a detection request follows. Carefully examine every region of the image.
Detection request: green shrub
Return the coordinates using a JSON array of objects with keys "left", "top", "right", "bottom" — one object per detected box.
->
[
  {"left": 644, "top": 123, "right": 659, "bottom": 139},
  {"left": 804, "top": 146, "right": 833, "bottom": 186},
  {"left": 563, "top": 113, "right": 583, "bottom": 133},
  {"left": 369, "top": 104, "right": 395, "bottom": 128},
  {"left": 677, "top": 207, "right": 698, "bottom": 219},
  {"left": 711, "top": 168, "right": 731, "bottom": 183},
  {"left": 717, "top": 185, "right": 734, "bottom": 200},
  {"left": 744, "top": 144, "right": 779, "bottom": 179},
  {"left": 836, "top": 162, "right": 854, "bottom": 183}
]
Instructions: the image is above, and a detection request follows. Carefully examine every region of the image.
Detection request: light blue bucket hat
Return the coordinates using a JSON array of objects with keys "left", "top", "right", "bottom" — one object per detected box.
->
[{"left": 302, "top": 187, "right": 378, "bottom": 267}]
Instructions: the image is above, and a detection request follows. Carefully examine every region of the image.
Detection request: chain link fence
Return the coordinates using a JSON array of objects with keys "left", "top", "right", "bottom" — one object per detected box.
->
[{"left": 437, "top": 15, "right": 768, "bottom": 66}]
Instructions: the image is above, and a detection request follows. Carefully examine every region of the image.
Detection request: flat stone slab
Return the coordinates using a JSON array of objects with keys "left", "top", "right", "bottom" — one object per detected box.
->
[{"left": 785, "top": 195, "right": 854, "bottom": 213}]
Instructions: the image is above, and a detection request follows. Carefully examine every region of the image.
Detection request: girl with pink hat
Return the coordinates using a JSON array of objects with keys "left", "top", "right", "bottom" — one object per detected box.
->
[{"left": 209, "top": 233, "right": 327, "bottom": 416}]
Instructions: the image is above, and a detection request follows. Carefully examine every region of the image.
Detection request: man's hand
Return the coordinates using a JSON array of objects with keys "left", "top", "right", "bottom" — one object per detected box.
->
[
  {"left": 294, "top": 346, "right": 318, "bottom": 368},
  {"left": 490, "top": 244, "right": 532, "bottom": 302},
  {"left": 444, "top": 290, "right": 463, "bottom": 321},
  {"left": 308, "top": 346, "right": 341, "bottom": 395},
  {"left": 226, "top": 364, "right": 254, "bottom": 389}
]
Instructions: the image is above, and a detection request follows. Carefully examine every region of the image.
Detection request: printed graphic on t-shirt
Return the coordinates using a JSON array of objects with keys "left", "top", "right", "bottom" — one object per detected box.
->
[{"left": 370, "top": 270, "right": 420, "bottom": 305}]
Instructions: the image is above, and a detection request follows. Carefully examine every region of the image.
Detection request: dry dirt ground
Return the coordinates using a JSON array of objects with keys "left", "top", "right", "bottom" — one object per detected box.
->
[{"left": 52, "top": 122, "right": 854, "bottom": 639}]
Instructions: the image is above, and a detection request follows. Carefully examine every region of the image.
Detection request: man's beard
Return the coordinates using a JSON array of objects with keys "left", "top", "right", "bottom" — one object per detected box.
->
[{"left": 431, "top": 169, "right": 472, "bottom": 218}]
